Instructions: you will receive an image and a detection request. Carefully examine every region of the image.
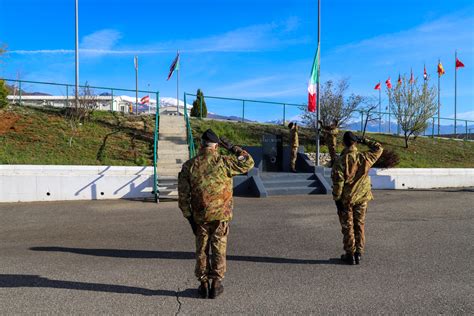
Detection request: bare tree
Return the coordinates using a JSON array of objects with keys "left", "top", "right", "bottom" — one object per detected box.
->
[
  {"left": 66, "top": 81, "right": 99, "bottom": 146},
  {"left": 388, "top": 76, "right": 437, "bottom": 148},
  {"left": 361, "top": 97, "right": 380, "bottom": 137},
  {"left": 301, "top": 78, "right": 364, "bottom": 130}
]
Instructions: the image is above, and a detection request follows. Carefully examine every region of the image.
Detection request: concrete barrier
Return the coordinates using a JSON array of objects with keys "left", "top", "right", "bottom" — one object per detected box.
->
[
  {"left": 318, "top": 167, "right": 474, "bottom": 190},
  {"left": 1, "top": 165, "right": 473, "bottom": 203},
  {"left": 0, "top": 165, "right": 154, "bottom": 202},
  {"left": 369, "top": 168, "right": 474, "bottom": 189}
]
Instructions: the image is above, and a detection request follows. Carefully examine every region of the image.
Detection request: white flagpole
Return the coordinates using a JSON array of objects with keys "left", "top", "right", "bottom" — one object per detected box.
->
[
  {"left": 315, "top": 0, "right": 321, "bottom": 168},
  {"left": 176, "top": 50, "right": 179, "bottom": 114}
]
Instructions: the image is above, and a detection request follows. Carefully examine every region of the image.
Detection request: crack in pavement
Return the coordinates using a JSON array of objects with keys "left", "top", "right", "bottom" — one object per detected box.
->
[{"left": 175, "top": 286, "right": 183, "bottom": 316}]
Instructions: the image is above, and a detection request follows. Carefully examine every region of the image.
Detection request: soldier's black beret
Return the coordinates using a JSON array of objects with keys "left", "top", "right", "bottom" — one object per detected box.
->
[
  {"left": 202, "top": 129, "right": 220, "bottom": 143},
  {"left": 343, "top": 131, "right": 358, "bottom": 146}
]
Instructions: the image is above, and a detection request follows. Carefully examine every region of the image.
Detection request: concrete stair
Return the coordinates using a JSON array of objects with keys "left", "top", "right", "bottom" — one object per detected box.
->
[
  {"left": 157, "top": 115, "right": 189, "bottom": 199},
  {"left": 260, "top": 172, "right": 324, "bottom": 196}
]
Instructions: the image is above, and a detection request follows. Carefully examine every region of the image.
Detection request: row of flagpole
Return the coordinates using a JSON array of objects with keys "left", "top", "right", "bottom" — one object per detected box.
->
[{"left": 373, "top": 52, "right": 465, "bottom": 136}]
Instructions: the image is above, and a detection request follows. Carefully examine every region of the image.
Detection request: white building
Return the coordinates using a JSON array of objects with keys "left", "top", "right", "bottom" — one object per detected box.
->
[{"left": 6, "top": 95, "right": 191, "bottom": 115}]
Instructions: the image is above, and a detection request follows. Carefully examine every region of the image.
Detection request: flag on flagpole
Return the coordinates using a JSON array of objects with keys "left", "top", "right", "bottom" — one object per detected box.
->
[
  {"left": 409, "top": 68, "right": 414, "bottom": 84},
  {"left": 397, "top": 73, "right": 402, "bottom": 85},
  {"left": 140, "top": 95, "right": 150, "bottom": 104},
  {"left": 455, "top": 58, "right": 464, "bottom": 69},
  {"left": 134, "top": 56, "right": 138, "bottom": 70},
  {"left": 374, "top": 82, "right": 381, "bottom": 90},
  {"left": 385, "top": 77, "right": 392, "bottom": 89},
  {"left": 437, "top": 61, "right": 445, "bottom": 77},
  {"left": 307, "top": 45, "right": 319, "bottom": 113},
  {"left": 167, "top": 52, "right": 180, "bottom": 81},
  {"left": 423, "top": 65, "right": 428, "bottom": 81}
]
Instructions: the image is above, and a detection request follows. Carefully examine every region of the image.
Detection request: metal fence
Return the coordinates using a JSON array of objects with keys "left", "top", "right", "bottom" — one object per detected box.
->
[
  {"left": 183, "top": 92, "right": 303, "bottom": 125},
  {"left": 342, "top": 110, "right": 474, "bottom": 140},
  {"left": 4, "top": 79, "right": 159, "bottom": 115}
]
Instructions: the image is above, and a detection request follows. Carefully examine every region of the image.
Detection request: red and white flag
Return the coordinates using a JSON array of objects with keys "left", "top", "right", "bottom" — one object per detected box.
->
[
  {"left": 374, "top": 82, "right": 381, "bottom": 90},
  {"left": 385, "top": 77, "right": 392, "bottom": 89},
  {"left": 140, "top": 95, "right": 150, "bottom": 104}
]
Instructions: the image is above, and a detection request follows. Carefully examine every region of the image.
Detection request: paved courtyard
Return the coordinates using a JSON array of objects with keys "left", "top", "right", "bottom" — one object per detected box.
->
[{"left": 0, "top": 189, "right": 473, "bottom": 314}]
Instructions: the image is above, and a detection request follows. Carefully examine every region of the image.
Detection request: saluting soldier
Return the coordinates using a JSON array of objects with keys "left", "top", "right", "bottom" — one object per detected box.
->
[
  {"left": 178, "top": 129, "right": 254, "bottom": 299},
  {"left": 331, "top": 131, "right": 383, "bottom": 265},
  {"left": 288, "top": 122, "right": 299, "bottom": 172}
]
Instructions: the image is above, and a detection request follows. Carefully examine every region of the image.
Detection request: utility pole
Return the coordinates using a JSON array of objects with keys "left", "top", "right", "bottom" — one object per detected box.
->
[
  {"left": 75, "top": 0, "right": 79, "bottom": 110},
  {"left": 454, "top": 50, "right": 457, "bottom": 136}
]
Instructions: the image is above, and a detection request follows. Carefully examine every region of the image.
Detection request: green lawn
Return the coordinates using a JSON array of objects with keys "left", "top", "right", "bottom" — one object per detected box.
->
[
  {"left": 0, "top": 106, "right": 154, "bottom": 166},
  {"left": 190, "top": 118, "right": 474, "bottom": 168},
  {"left": 1, "top": 106, "right": 473, "bottom": 168}
]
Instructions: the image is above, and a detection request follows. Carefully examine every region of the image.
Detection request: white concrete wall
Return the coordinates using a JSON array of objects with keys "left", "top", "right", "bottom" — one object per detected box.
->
[
  {"left": 320, "top": 167, "right": 474, "bottom": 190},
  {"left": 0, "top": 165, "right": 154, "bottom": 203},
  {"left": 1, "top": 166, "right": 473, "bottom": 203},
  {"left": 369, "top": 168, "right": 474, "bottom": 189}
]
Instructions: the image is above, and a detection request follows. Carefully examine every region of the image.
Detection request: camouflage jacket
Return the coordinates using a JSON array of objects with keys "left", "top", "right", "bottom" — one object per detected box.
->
[
  {"left": 331, "top": 138, "right": 383, "bottom": 205},
  {"left": 290, "top": 126, "right": 299, "bottom": 148},
  {"left": 178, "top": 147, "right": 254, "bottom": 223}
]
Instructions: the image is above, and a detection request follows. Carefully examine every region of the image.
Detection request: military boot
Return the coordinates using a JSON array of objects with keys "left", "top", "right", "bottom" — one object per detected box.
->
[
  {"left": 354, "top": 252, "right": 362, "bottom": 265},
  {"left": 209, "top": 279, "right": 224, "bottom": 299},
  {"left": 340, "top": 253, "right": 355, "bottom": 265},
  {"left": 198, "top": 280, "right": 209, "bottom": 299}
]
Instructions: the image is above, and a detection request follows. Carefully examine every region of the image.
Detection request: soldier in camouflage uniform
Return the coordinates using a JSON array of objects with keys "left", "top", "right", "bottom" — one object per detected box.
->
[
  {"left": 331, "top": 131, "right": 383, "bottom": 265},
  {"left": 288, "top": 122, "right": 299, "bottom": 172},
  {"left": 319, "top": 120, "right": 339, "bottom": 166},
  {"left": 178, "top": 129, "right": 254, "bottom": 299}
]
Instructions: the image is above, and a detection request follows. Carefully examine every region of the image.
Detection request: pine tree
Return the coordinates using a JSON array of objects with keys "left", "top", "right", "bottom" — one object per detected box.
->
[
  {"left": 190, "top": 89, "right": 207, "bottom": 118},
  {"left": 0, "top": 80, "right": 8, "bottom": 109}
]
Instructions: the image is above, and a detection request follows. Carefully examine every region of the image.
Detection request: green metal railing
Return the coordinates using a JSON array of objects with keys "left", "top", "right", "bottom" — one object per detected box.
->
[
  {"left": 3, "top": 78, "right": 164, "bottom": 200},
  {"left": 183, "top": 93, "right": 196, "bottom": 158},
  {"left": 183, "top": 92, "right": 303, "bottom": 125},
  {"left": 4, "top": 79, "right": 158, "bottom": 113},
  {"left": 153, "top": 91, "right": 160, "bottom": 203}
]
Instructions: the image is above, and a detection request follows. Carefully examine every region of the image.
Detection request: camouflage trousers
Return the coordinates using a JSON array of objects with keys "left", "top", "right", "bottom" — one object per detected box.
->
[
  {"left": 195, "top": 221, "right": 229, "bottom": 282},
  {"left": 290, "top": 146, "right": 298, "bottom": 171},
  {"left": 325, "top": 135, "right": 337, "bottom": 164},
  {"left": 337, "top": 202, "right": 368, "bottom": 254}
]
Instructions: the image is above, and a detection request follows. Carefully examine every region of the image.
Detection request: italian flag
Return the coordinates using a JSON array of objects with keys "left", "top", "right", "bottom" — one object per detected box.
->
[{"left": 307, "top": 45, "right": 319, "bottom": 113}]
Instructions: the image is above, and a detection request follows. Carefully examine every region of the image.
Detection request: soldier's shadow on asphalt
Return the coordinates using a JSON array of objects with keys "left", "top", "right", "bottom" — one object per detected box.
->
[
  {"left": 0, "top": 274, "right": 198, "bottom": 298},
  {"left": 29, "top": 246, "right": 342, "bottom": 265},
  {"left": 2, "top": 247, "right": 342, "bottom": 297}
]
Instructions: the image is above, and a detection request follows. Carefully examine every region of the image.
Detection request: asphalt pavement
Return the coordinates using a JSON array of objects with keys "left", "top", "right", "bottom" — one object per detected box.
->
[{"left": 0, "top": 189, "right": 473, "bottom": 314}]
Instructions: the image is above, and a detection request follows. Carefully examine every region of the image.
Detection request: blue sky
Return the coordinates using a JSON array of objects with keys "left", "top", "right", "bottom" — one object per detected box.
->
[{"left": 1, "top": 0, "right": 473, "bottom": 122}]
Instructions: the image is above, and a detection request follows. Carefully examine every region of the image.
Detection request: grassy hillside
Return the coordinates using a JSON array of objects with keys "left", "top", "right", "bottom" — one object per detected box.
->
[
  {"left": 1, "top": 106, "right": 473, "bottom": 168},
  {"left": 0, "top": 106, "right": 155, "bottom": 165},
  {"left": 190, "top": 118, "right": 474, "bottom": 168}
]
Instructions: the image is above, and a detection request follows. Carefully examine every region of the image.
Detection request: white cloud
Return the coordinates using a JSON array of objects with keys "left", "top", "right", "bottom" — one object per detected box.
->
[
  {"left": 81, "top": 29, "right": 121, "bottom": 50},
  {"left": 210, "top": 75, "right": 305, "bottom": 99},
  {"left": 450, "top": 111, "right": 474, "bottom": 121},
  {"left": 8, "top": 19, "right": 309, "bottom": 56}
]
